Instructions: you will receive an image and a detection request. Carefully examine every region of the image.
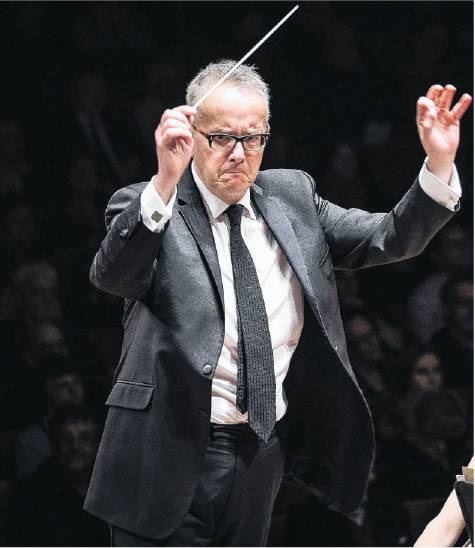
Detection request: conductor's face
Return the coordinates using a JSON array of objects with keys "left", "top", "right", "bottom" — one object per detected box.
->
[{"left": 193, "top": 85, "right": 268, "bottom": 204}]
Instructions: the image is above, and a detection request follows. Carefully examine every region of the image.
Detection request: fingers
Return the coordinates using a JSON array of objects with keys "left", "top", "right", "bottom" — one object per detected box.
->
[
  {"left": 425, "top": 84, "right": 456, "bottom": 109},
  {"left": 416, "top": 96, "right": 437, "bottom": 129},
  {"left": 160, "top": 116, "right": 192, "bottom": 135},
  {"left": 438, "top": 84, "right": 457, "bottom": 110},
  {"left": 156, "top": 126, "right": 194, "bottom": 152},
  {"left": 160, "top": 106, "right": 196, "bottom": 128},
  {"left": 156, "top": 106, "right": 196, "bottom": 146},
  {"left": 426, "top": 84, "right": 444, "bottom": 103},
  {"left": 451, "top": 93, "right": 473, "bottom": 120},
  {"left": 161, "top": 127, "right": 193, "bottom": 143},
  {"left": 419, "top": 84, "right": 472, "bottom": 123}
]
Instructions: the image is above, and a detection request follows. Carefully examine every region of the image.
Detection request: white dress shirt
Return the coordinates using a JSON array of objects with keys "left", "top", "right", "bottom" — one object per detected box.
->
[{"left": 140, "top": 161, "right": 461, "bottom": 423}]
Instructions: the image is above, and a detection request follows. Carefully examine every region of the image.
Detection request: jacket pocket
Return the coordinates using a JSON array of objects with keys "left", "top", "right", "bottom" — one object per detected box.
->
[{"left": 105, "top": 381, "right": 154, "bottom": 410}]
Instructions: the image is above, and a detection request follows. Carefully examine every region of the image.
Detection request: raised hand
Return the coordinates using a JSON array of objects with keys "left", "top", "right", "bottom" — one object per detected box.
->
[
  {"left": 154, "top": 105, "right": 196, "bottom": 203},
  {"left": 416, "top": 84, "right": 472, "bottom": 183}
]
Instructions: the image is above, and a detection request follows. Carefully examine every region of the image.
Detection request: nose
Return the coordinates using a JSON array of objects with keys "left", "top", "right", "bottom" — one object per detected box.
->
[
  {"left": 71, "top": 435, "right": 82, "bottom": 451},
  {"left": 228, "top": 140, "right": 245, "bottom": 162},
  {"left": 427, "top": 370, "right": 441, "bottom": 387}
]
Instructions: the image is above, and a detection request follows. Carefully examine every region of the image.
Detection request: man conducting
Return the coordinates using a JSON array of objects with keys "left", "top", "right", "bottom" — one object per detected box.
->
[{"left": 84, "top": 60, "right": 471, "bottom": 546}]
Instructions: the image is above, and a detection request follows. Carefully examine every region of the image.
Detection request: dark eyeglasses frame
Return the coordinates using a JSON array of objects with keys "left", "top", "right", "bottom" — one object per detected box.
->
[{"left": 192, "top": 125, "right": 270, "bottom": 151}]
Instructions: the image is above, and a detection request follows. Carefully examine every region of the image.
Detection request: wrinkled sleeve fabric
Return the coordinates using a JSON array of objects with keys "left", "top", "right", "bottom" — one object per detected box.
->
[
  {"left": 90, "top": 182, "right": 166, "bottom": 300},
  {"left": 307, "top": 164, "right": 457, "bottom": 270}
]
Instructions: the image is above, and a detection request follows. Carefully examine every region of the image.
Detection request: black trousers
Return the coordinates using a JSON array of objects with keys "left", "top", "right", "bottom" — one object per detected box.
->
[{"left": 110, "top": 422, "right": 286, "bottom": 547}]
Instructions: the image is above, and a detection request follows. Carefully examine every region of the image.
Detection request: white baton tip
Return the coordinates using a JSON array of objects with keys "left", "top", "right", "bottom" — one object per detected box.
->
[{"left": 193, "top": 5, "right": 300, "bottom": 108}]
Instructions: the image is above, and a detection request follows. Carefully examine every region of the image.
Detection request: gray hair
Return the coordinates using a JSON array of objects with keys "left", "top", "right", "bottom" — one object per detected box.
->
[{"left": 186, "top": 59, "right": 271, "bottom": 121}]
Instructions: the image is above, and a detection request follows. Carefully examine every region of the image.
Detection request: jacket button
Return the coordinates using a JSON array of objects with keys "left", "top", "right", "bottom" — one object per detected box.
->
[
  {"left": 119, "top": 228, "right": 129, "bottom": 239},
  {"left": 202, "top": 364, "right": 213, "bottom": 376}
]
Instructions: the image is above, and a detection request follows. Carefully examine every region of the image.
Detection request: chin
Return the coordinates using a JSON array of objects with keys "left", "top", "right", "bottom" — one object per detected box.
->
[
  {"left": 224, "top": 184, "right": 251, "bottom": 201},
  {"left": 216, "top": 176, "right": 248, "bottom": 196}
]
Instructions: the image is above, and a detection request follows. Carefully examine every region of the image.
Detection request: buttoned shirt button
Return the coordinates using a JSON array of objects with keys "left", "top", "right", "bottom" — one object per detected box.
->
[
  {"left": 119, "top": 228, "right": 129, "bottom": 239},
  {"left": 202, "top": 364, "right": 213, "bottom": 376}
]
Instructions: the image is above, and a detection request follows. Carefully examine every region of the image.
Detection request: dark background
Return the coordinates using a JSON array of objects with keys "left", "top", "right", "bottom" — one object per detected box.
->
[{"left": 0, "top": 2, "right": 473, "bottom": 546}]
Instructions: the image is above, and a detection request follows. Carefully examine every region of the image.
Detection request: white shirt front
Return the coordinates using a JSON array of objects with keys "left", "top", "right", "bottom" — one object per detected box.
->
[
  {"left": 139, "top": 161, "right": 461, "bottom": 423},
  {"left": 190, "top": 163, "right": 304, "bottom": 423}
]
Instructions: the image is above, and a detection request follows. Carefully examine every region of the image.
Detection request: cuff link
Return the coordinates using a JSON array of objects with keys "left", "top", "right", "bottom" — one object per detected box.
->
[{"left": 151, "top": 211, "right": 163, "bottom": 223}]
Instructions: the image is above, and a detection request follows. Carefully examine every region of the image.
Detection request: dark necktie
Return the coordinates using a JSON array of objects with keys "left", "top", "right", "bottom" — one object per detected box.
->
[{"left": 226, "top": 204, "right": 276, "bottom": 442}]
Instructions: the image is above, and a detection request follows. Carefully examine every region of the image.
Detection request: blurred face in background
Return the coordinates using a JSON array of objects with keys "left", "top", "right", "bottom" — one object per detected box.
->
[
  {"left": 345, "top": 314, "right": 383, "bottom": 363},
  {"left": 55, "top": 418, "right": 99, "bottom": 475},
  {"left": 432, "top": 225, "right": 472, "bottom": 273},
  {"left": 14, "top": 262, "right": 62, "bottom": 323},
  {"left": 445, "top": 280, "right": 473, "bottom": 335},
  {"left": 411, "top": 352, "right": 443, "bottom": 393},
  {"left": 46, "top": 372, "right": 85, "bottom": 409},
  {"left": 4, "top": 202, "right": 33, "bottom": 246},
  {"left": 28, "top": 322, "right": 68, "bottom": 360}
]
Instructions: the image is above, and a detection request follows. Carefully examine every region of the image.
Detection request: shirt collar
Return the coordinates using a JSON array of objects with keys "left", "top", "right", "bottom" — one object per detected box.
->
[{"left": 191, "top": 161, "right": 256, "bottom": 221}]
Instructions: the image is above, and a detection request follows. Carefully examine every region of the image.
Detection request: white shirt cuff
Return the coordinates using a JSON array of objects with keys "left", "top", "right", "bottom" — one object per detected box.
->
[
  {"left": 140, "top": 176, "right": 177, "bottom": 232},
  {"left": 419, "top": 159, "right": 461, "bottom": 211}
]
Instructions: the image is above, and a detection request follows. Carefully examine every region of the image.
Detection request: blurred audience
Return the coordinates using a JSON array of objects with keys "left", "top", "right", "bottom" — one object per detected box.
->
[
  {"left": 133, "top": 61, "right": 184, "bottom": 156},
  {"left": 368, "top": 347, "right": 468, "bottom": 546},
  {"left": 407, "top": 223, "right": 472, "bottom": 344},
  {"left": 429, "top": 274, "right": 474, "bottom": 465},
  {"left": 14, "top": 354, "right": 86, "bottom": 479},
  {"left": 0, "top": 3, "right": 471, "bottom": 546},
  {"left": 429, "top": 275, "right": 473, "bottom": 397},
  {"left": 12, "top": 261, "right": 62, "bottom": 327},
  {"left": 344, "top": 307, "right": 404, "bottom": 420},
  {"left": 7, "top": 405, "right": 109, "bottom": 546},
  {"left": 320, "top": 141, "right": 368, "bottom": 209}
]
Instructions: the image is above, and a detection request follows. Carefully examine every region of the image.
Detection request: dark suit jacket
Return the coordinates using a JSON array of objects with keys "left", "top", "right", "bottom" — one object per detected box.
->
[{"left": 84, "top": 167, "right": 454, "bottom": 539}]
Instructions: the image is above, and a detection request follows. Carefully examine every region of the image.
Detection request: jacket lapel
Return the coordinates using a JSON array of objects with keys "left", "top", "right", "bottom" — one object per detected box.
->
[
  {"left": 175, "top": 167, "right": 325, "bottom": 329},
  {"left": 177, "top": 168, "right": 224, "bottom": 309},
  {"left": 251, "top": 184, "right": 326, "bottom": 331}
]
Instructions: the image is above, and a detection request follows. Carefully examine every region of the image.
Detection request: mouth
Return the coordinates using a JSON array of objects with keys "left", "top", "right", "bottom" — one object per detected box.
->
[{"left": 218, "top": 170, "right": 252, "bottom": 184}]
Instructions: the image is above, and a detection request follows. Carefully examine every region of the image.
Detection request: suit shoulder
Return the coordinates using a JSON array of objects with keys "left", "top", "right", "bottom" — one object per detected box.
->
[
  {"left": 109, "top": 181, "right": 148, "bottom": 203},
  {"left": 257, "top": 168, "right": 316, "bottom": 196},
  {"left": 104, "top": 182, "right": 148, "bottom": 229}
]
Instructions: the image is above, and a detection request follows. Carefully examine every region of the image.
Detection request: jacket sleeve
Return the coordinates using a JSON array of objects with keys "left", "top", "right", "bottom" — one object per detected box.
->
[
  {"left": 306, "top": 173, "right": 457, "bottom": 269},
  {"left": 90, "top": 185, "right": 164, "bottom": 300}
]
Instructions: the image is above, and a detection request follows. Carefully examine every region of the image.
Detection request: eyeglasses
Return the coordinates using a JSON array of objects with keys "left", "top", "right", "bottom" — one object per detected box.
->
[{"left": 192, "top": 125, "right": 270, "bottom": 152}]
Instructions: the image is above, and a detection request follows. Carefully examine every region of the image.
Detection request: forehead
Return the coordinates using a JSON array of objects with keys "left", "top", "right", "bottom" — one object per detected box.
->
[
  {"left": 414, "top": 353, "right": 440, "bottom": 369},
  {"left": 199, "top": 85, "right": 267, "bottom": 130},
  {"left": 348, "top": 315, "right": 373, "bottom": 336},
  {"left": 47, "top": 372, "right": 81, "bottom": 386}
]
